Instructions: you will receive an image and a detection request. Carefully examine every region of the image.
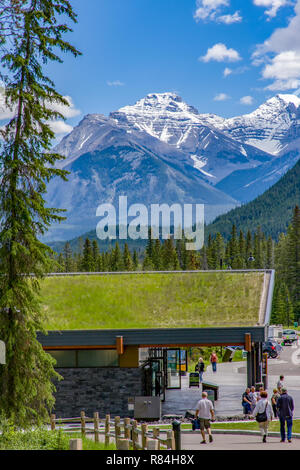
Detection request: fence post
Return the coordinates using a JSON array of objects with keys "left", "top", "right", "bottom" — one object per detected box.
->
[
  {"left": 70, "top": 438, "right": 83, "bottom": 450},
  {"left": 50, "top": 414, "right": 56, "bottom": 431},
  {"left": 172, "top": 420, "right": 181, "bottom": 450},
  {"left": 124, "top": 417, "right": 131, "bottom": 440},
  {"left": 141, "top": 423, "right": 148, "bottom": 450},
  {"left": 116, "top": 438, "right": 130, "bottom": 450},
  {"left": 152, "top": 427, "right": 160, "bottom": 450},
  {"left": 94, "top": 412, "right": 99, "bottom": 443},
  {"left": 105, "top": 414, "right": 110, "bottom": 447},
  {"left": 80, "top": 411, "right": 86, "bottom": 437},
  {"left": 147, "top": 439, "right": 159, "bottom": 450},
  {"left": 115, "top": 416, "right": 121, "bottom": 447},
  {"left": 166, "top": 430, "right": 175, "bottom": 450},
  {"left": 132, "top": 420, "right": 138, "bottom": 450}
]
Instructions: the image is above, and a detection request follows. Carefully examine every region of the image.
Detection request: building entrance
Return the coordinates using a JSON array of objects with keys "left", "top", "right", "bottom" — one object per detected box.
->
[{"left": 141, "top": 348, "right": 187, "bottom": 400}]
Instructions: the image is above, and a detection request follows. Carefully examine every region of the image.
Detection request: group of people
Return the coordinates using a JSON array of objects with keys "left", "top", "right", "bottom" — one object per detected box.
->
[
  {"left": 242, "top": 375, "right": 294, "bottom": 443},
  {"left": 195, "top": 352, "right": 218, "bottom": 382}
]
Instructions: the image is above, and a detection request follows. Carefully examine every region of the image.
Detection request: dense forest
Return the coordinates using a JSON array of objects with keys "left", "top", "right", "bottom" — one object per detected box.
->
[
  {"left": 52, "top": 206, "right": 300, "bottom": 325},
  {"left": 206, "top": 156, "right": 300, "bottom": 240}
]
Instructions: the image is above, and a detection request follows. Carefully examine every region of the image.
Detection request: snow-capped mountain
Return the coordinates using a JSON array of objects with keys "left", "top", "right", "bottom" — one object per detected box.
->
[
  {"left": 218, "top": 94, "right": 300, "bottom": 155},
  {"left": 111, "top": 93, "right": 272, "bottom": 183},
  {"left": 46, "top": 111, "right": 239, "bottom": 241},
  {"left": 46, "top": 92, "right": 300, "bottom": 241}
]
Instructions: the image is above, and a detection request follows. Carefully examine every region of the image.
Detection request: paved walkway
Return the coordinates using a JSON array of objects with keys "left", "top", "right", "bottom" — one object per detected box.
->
[
  {"left": 162, "top": 344, "right": 300, "bottom": 418},
  {"left": 181, "top": 432, "right": 300, "bottom": 450}
]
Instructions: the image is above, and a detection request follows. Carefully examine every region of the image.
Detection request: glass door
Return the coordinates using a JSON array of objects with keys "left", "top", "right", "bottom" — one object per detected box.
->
[{"left": 164, "top": 349, "right": 181, "bottom": 389}]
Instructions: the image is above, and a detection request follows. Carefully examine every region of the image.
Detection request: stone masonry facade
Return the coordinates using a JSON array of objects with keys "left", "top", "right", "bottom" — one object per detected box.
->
[{"left": 53, "top": 367, "right": 143, "bottom": 418}]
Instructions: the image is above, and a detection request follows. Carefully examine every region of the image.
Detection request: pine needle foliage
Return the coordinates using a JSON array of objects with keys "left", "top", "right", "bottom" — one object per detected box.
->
[{"left": 0, "top": 0, "right": 80, "bottom": 427}]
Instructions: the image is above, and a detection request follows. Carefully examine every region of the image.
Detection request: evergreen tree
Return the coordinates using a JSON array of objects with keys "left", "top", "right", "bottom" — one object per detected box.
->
[
  {"left": 285, "top": 206, "right": 300, "bottom": 320},
  {"left": 123, "top": 243, "right": 133, "bottom": 271},
  {"left": 111, "top": 242, "right": 124, "bottom": 271},
  {"left": 82, "top": 238, "right": 94, "bottom": 272},
  {"left": 132, "top": 250, "right": 139, "bottom": 270},
  {"left": 63, "top": 242, "right": 73, "bottom": 272},
  {"left": 92, "top": 240, "right": 100, "bottom": 272},
  {"left": 152, "top": 239, "right": 162, "bottom": 270},
  {"left": 0, "top": 0, "right": 80, "bottom": 427}
]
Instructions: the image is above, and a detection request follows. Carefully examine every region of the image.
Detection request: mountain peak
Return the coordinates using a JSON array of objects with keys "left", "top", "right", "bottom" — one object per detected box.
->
[
  {"left": 118, "top": 92, "right": 199, "bottom": 118},
  {"left": 275, "top": 93, "right": 300, "bottom": 107}
]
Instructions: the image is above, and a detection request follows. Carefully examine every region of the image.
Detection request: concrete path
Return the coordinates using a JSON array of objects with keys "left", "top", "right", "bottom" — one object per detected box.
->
[
  {"left": 181, "top": 432, "right": 300, "bottom": 450},
  {"left": 162, "top": 344, "right": 300, "bottom": 418}
]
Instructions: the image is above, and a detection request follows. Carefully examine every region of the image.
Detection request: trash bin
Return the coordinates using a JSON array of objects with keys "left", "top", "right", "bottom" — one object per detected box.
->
[
  {"left": 202, "top": 382, "right": 219, "bottom": 401},
  {"left": 206, "top": 389, "right": 215, "bottom": 405}
]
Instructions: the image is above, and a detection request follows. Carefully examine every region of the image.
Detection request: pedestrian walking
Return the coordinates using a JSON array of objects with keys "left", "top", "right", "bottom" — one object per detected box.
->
[
  {"left": 242, "top": 387, "right": 252, "bottom": 415},
  {"left": 253, "top": 390, "right": 273, "bottom": 443},
  {"left": 249, "top": 386, "right": 257, "bottom": 412},
  {"left": 197, "top": 357, "right": 205, "bottom": 383},
  {"left": 277, "top": 375, "right": 284, "bottom": 393},
  {"left": 195, "top": 391, "right": 215, "bottom": 444},
  {"left": 210, "top": 351, "right": 218, "bottom": 373},
  {"left": 277, "top": 387, "right": 294, "bottom": 443},
  {"left": 271, "top": 388, "right": 280, "bottom": 418}
]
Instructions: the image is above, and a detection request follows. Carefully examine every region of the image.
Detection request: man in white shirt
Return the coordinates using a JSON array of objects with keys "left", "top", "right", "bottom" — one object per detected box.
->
[{"left": 195, "top": 392, "right": 215, "bottom": 444}]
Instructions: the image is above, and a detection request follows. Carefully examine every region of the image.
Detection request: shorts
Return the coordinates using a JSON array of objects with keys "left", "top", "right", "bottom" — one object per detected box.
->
[{"left": 199, "top": 418, "right": 211, "bottom": 430}]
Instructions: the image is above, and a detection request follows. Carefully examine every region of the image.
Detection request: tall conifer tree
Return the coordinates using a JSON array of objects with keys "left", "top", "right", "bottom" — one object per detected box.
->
[{"left": 0, "top": 0, "right": 80, "bottom": 426}]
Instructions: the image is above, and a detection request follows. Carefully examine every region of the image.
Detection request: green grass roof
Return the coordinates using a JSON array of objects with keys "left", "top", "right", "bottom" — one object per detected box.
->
[{"left": 41, "top": 272, "right": 265, "bottom": 330}]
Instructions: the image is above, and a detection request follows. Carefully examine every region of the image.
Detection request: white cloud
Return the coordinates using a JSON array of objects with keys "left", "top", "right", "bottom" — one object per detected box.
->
[
  {"left": 107, "top": 80, "right": 125, "bottom": 87},
  {"left": 223, "top": 67, "right": 233, "bottom": 77},
  {"left": 253, "top": 0, "right": 290, "bottom": 18},
  {"left": 253, "top": 1, "right": 300, "bottom": 90},
  {"left": 200, "top": 43, "right": 241, "bottom": 62},
  {"left": 48, "top": 95, "right": 81, "bottom": 119},
  {"left": 265, "top": 78, "right": 300, "bottom": 90},
  {"left": 194, "top": 0, "right": 242, "bottom": 23},
  {"left": 49, "top": 120, "right": 74, "bottom": 135},
  {"left": 214, "top": 92, "right": 231, "bottom": 101},
  {"left": 217, "top": 11, "right": 242, "bottom": 23},
  {"left": 240, "top": 95, "right": 254, "bottom": 105},
  {"left": 262, "top": 50, "right": 300, "bottom": 80}
]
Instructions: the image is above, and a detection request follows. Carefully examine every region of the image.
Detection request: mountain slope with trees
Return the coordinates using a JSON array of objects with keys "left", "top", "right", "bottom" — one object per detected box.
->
[{"left": 206, "top": 157, "right": 300, "bottom": 240}]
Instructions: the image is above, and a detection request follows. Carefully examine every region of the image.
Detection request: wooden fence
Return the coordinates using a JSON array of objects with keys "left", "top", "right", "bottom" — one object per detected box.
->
[{"left": 50, "top": 411, "right": 176, "bottom": 450}]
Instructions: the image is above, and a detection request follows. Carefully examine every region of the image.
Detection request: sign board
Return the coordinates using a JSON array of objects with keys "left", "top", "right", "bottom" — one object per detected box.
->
[
  {"left": 294, "top": 322, "right": 298, "bottom": 328},
  {"left": 189, "top": 372, "right": 200, "bottom": 388},
  {"left": 0, "top": 340, "right": 5, "bottom": 365}
]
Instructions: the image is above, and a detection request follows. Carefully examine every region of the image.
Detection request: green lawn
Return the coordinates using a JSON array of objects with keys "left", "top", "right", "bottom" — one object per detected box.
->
[{"left": 40, "top": 272, "right": 264, "bottom": 330}]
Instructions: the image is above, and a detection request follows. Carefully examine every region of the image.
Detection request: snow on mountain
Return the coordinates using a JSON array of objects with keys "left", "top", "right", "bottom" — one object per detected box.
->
[
  {"left": 113, "top": 93, "right": 272, "bottom": 183},
  {"left": 218, "top": 94, "right": 300, "bottom": 155},
  {"left": 48, "top": 92, "right": 300, "bottom": 241}
]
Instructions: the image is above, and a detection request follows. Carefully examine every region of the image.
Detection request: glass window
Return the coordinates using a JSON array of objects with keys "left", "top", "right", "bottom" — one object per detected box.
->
[
  {"left": 78, "top": 349, "right": 118, "bottom": 367},
  {"left": 48, "top": 350, "right": 76, "bottom": 367}
]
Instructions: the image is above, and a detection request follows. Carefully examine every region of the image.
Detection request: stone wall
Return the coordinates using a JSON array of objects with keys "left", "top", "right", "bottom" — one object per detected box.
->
[{"left": 53, "top": 367, "right": 143, "bottom": 418}]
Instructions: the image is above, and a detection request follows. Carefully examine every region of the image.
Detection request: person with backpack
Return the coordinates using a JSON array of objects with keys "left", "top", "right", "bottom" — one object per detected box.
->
[
  {"left": 210, "top": 351, "right": 218, "bottom": 373},
  {"left": 253, "top": 390, "right": 273, "bottom": 443},
  {"left": 276, "top": 388, "right": 294, "bottom": 443}
]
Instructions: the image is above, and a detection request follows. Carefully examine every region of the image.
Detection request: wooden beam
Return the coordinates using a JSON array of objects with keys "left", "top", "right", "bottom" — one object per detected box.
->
[
  {"left": 245, "top": 333, "right": 252, "bottom": 352},
  {"left": 116, "top": 336, "right": 124, "bottom": 355}
]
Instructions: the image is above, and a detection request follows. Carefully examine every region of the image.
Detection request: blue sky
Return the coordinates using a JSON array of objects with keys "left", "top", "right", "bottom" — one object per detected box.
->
[{"left": 2, "top": 0, "right": 300, "bottom": 135}]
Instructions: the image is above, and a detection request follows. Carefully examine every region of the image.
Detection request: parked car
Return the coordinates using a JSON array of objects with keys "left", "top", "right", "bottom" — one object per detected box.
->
[
  {"left": 263, "top": 340, "right": 282, "bottom": 358},
  {"left": 282, "top": 329, "right": 298, "bottom": 345}
]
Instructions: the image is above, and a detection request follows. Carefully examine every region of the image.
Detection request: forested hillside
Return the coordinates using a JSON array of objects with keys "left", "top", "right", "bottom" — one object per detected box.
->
[{"left": 206, "top": 158, "right": 300, "bottom": 240}]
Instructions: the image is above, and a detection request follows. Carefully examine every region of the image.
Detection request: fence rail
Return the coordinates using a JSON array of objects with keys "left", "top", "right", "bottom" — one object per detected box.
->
[{"left": 50, "top": 412, "right": 175, "bottom": 450}]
